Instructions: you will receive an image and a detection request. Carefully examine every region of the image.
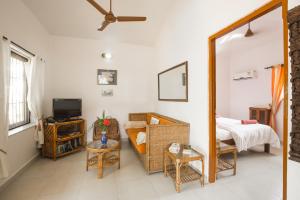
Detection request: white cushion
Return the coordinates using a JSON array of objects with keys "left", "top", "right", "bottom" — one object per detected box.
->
[
  {"left": 124, "top": 121, "right": 147, "bottom": 129},
  {"left": 150, "top": 117, "right": 160, "bottom": 125},
  {"left": 136, "top": 132, "right": 146, "bottom": 145}
]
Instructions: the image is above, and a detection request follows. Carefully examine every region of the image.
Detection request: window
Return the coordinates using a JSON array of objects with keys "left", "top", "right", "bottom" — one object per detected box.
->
[{"left": 8, "top": 47, "right": 31, "bottom": 130}]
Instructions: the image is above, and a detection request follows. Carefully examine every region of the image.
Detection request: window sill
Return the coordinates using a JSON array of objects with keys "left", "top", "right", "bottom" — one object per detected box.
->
[{"left": 8, "top": 123, "right": 36, "bottom": 136}]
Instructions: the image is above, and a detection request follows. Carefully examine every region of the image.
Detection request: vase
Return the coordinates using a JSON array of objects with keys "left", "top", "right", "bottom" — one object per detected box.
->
[{"left": 101, "top": 131, "right": 108, "bottom": 145}]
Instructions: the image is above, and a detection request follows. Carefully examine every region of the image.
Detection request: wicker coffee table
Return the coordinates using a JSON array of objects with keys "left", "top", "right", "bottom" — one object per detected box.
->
[
  {"left": 86, "top": 139, "right": 120, "bottom": 178},
  {"left": 164, "top": 145, "right": 205, "bottom": 192}
]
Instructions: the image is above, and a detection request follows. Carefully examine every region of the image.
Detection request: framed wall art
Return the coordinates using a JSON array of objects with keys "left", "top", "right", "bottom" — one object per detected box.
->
[
  {"left": 101, "top": 89, "right": 114, "bottom": 97},
  {"left": 97, "top": 69, "right": 117, "bottom": 85}
]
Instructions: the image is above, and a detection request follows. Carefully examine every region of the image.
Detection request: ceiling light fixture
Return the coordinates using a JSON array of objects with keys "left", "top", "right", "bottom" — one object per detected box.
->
[{"left": 245, "top": 23, "right": 254, "bottom": 37}]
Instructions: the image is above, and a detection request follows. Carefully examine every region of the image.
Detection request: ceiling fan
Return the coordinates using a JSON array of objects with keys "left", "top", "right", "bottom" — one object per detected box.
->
[{"left": 87, "top": 0, "right": 147, "bottom": 31}]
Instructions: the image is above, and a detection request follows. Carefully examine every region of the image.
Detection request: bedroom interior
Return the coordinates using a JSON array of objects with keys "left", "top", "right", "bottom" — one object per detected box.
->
[
  {"left": 214, "top": 6, "right": 284, "bottom": 199},
  {"left": 1, "top": 0, "right": 300, "bottom": 200}
]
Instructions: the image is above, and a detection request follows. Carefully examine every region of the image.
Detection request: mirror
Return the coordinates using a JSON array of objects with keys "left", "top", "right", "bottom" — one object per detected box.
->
[{"left": 158, "top": 61, "right": 188, "bottom": 102}]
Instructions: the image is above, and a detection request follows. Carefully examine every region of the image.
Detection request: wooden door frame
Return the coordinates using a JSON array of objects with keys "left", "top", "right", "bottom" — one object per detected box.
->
[{"left": 208, "top": 0, "right": 289, "bottom": 200}]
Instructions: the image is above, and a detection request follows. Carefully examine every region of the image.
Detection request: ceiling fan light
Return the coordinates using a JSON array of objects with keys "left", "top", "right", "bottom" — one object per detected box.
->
[
  {"left": 245, "top": 29, "right": 254, "bottom": 37},
  {"left": 245, "top": 23, "right": 254, "bottom": 37}
]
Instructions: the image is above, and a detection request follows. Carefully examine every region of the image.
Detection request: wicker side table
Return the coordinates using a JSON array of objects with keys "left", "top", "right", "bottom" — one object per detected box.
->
[
  {"left": 216, "top": 141, "right": 237, "bottom": 178},
  {"left": 164, "top": 145, "right": 205, "bottom": 192},
  {"left": 86, "top": 139, "right": 120, "bottom": 178}
]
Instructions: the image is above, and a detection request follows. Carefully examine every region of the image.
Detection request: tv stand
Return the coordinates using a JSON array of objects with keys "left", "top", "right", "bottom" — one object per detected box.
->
[
  {"left": 55, "top": 117, "right": 82, "bottom": 123},
  {"left": 43, "top": 119, "right": 86, "bottom": 160}
]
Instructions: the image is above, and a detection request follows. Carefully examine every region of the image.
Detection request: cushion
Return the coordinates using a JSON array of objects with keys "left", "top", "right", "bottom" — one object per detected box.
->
[
  {"left": 147, "top": 114, "right": 174, "bottom": 125},
  {"left": 126, "top": 128, "right": 146, "bottom": 154},
  {"left": 157, "top": 118, "right": 173, "bottom": 125},
  {"left": 136, "top": 132, "right": 146, "bottom": 145},
  {"left": 124, "top": 121, "right": 147, "bottom": 129},
  {"left": 150, "top": 117, "right": 160, "bottom": 125},
  {"left": 241, "top": 119, "right": 258, "bottom": 124}
]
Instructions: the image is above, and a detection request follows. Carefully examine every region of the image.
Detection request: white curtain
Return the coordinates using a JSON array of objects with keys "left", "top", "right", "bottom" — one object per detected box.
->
[
  {"left": 0, "top": 38, "right": 10, "bottom": 179},
  {"left": 25, "top": 57, "right": 45, "bottom": 148}
]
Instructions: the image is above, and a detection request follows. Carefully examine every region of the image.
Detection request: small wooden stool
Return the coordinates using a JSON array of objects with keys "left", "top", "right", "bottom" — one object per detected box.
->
[{"left": 216, "top": 140, "right": 237, "bottom": 178}]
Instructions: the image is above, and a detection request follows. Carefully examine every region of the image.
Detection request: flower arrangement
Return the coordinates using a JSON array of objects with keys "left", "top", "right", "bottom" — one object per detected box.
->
[{"left": 98, "top": 111, "right": 111, "bottom": 132}]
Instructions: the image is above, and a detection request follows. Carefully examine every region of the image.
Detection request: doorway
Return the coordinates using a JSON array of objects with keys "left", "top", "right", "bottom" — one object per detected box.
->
[{"left": 208, "top": 0, "right": 288, "bottom": 200}]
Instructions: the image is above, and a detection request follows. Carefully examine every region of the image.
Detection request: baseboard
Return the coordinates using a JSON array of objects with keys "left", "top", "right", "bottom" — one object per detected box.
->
[{"left": 0, "top": 153, "right": 40, "bottom": 193}]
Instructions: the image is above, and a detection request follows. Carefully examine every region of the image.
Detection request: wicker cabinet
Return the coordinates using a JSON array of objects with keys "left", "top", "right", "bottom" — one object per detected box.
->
[
  {"left": 43, "top": 119, "right": 86, "bottom": 160},
  {"left": 249, "top": 106, "right": 271, "bottom": 125}
]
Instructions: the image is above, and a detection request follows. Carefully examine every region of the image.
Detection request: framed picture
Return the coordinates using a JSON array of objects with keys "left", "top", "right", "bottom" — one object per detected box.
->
[
  {"left": 97, "top": 69, "right": 117, "bottom": 85},
  {"left": 101, "top": 89, "right": 113, "bottom": 97}
]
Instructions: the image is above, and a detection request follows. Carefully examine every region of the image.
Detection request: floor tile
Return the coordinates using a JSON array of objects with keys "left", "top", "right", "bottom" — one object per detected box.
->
[{"left": 0, "top": 141, "right": 283, "bottom": 200}]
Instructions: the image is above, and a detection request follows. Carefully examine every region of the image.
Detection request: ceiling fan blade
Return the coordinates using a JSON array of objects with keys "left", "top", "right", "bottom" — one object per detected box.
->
[
  {"left": 98, "top": 21, "right": 110, "bottom": 31},
  {"left": 87, "top": 0, "right": 108, "bottom": 15},
  {"left": 117, "top": 16, "right": 147, "bottom": 22}
]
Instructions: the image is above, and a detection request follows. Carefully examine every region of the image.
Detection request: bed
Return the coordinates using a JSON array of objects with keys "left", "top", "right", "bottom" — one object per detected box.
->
[{"left": 216, "top": 117, "right": 280, "bottom": 152}]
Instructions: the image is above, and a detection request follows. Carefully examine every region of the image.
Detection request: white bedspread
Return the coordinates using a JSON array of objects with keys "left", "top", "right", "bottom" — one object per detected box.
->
[
  {"left": 216, "top": 127, "right": 232, "bottom": 141},
  {"left": 216, "top": 117, "right": 280, "bottom": 152}
]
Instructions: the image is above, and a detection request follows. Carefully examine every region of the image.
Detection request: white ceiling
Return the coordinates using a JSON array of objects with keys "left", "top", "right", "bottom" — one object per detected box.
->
[
  {"left": 22, "top": 0, "right": 174, "bottom": 46},
  {"left": 216, "top": 7, "right": 283, "bottom": 54}
]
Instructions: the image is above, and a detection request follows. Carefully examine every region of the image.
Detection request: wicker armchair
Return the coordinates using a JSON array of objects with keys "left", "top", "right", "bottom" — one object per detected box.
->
[{"left": 93, "top": 118, "right": 121, "bottom": 143}]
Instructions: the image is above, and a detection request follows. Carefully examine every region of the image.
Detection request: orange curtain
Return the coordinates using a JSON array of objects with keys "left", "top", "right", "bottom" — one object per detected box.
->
[{"left": 270, "top": 64, "right": 284, "bottom": 133}]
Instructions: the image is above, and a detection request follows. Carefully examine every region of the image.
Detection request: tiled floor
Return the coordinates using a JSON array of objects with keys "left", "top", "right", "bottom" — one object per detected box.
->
[{"left": 0, "top": 142, "right": 282, "bottom": 200}]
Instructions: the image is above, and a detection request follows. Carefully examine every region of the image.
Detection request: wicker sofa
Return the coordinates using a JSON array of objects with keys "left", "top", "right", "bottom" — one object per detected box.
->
[{"left": 126, "top": 112, "right": 190, "bottom": 174}]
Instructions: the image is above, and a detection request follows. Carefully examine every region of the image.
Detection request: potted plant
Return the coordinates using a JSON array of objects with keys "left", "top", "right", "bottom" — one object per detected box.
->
[{"left": 98, "top": 111, "right": 111, "bottom": 144}]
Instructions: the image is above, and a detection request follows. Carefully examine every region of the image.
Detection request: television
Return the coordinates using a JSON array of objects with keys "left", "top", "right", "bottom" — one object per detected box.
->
[{"left": 53, "top": 99, "right": 82, "bottom": 120}]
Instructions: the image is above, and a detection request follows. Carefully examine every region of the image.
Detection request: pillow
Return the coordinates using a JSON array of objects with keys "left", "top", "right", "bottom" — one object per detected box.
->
[
  {"left": 241, "top": 119, "right": 258, "bottom": 125},
  {"left": 124, "top": 121, "right": 147, "bottom": 129},
  {"left": 150, "top": 117, "right": 160, "bottom": 125},
  {"left": 136, "top": 132, "right": 146, "bottom": 145},
  {"left": 216, "top": 117, "right": 241, "bottom": 126}
]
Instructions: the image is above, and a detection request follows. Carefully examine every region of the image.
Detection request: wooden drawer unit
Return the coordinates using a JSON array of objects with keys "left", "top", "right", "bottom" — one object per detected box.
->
[{"left": 249, "top": 106, "right": 271, "bottom": 125}]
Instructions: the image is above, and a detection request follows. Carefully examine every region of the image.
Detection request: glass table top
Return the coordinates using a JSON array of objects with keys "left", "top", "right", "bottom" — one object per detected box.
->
[
  {"left": 87, "top": 139, "right": 119, "bottom": 150},
  {"left": 168, "top": 144, "right": 204, "bottom": 159}
]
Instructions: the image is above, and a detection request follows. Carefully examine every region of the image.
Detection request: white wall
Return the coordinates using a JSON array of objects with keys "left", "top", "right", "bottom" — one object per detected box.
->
[
  {"left": 45, "top": 36, "right": 156, "bottom": 140},
  {"left": 229, "top": 40, "right": 283, "bottom": 120},
  {"left": 216, "top": 52, "right": 231, "bottom": 116},
  {"left": 0, "top": 0, "right": 49, "bottom": 187}
]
